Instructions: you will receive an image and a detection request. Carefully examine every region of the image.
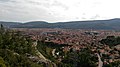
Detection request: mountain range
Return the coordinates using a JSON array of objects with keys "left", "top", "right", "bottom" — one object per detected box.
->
[{"left": 1, "top": 18, "right": 120, "bottom": 30}]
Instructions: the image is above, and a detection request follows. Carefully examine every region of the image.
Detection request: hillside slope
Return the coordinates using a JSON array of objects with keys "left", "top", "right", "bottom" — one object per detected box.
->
[{"left": 1, "top": 18, "right": 120, "bottom": 30}]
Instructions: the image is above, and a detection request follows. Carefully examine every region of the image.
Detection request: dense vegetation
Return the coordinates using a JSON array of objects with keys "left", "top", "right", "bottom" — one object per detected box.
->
[
  {"left": 0, "top": 24, "right": 42, "bottom": 67},
  {"left": 37, "top": 41, "right": 68, "bottom": 62},
  {"left": 37, "top": 41, "right": 98, "bottom": 67},
  {"left": 103, "top": 61, "right": 120, "bottom": 67},
  {"left": 100, "top": 36, "right": 120, "bottom": 46},
  {"left": 59, "top": 49, "right": 97, "bottom": 67},
  {"left": 37, "top": 41, "right": 56, "bottom": 62},
  {"left": 100, "top": 36, "right": 120, "bottom": 67}
]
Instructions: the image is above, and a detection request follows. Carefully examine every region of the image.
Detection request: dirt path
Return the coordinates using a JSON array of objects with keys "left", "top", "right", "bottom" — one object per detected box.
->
[
  {"left": 33, "top": 41, "right": 56, "bottom": 67},
  {"left": 96, "top": 53, "right": 103, "bottom": 67},
  {"left": 52, "top": 49, "right": 56, "bottom": 57}
]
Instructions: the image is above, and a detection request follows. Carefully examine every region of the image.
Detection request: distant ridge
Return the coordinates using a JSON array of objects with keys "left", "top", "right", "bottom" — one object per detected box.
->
[
  {"left": 1, "top": 18, "right": 120, "bottom": 30},
  {"left": 0, "top": 21, "right": 21, "bottom": 28}
]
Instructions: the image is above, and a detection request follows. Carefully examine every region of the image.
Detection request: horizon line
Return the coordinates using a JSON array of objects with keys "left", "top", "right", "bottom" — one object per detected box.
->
[{"left": 0, "top": 18, "right": 120, "bottom": 23}]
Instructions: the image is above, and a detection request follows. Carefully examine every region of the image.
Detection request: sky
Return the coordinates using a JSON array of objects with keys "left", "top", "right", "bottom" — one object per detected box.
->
[{"left": 0, "top": 0, "right": 120, "bottom": 23}]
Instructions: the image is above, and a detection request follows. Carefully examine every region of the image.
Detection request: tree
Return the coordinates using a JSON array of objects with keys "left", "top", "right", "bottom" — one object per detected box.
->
[
  {"left": 0, "top": 57, "right": 7, "bottom": 67},
  {"left": 62, "top": 50, "right": 97, "bottom": 67},
  {"left": 0, "top": 24, "right": 5, "bottom": 34}
]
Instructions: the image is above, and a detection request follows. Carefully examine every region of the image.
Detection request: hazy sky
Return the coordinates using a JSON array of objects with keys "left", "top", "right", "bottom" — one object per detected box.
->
[{"left": 0, "top": 0, "right": 120, "bottom": 22}]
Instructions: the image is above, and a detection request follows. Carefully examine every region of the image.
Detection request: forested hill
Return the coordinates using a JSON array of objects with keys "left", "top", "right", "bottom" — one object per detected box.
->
[
  {"left": 1, "top": 18, "right": 120, "bottom": 30},
  {"left": 0, "top": 21, "right": 20, "bottom": 27}
]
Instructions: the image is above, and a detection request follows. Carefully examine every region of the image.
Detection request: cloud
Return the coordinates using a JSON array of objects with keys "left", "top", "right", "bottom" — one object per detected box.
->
[
  {"left": 0, "top": 0, "right": 51, "bottom": 21},
  {"left": 0, "top": 0, "right": 10, "bottom": 2},
  {"left": 0, "top": 0, "right": 120, "bottom": 22}
]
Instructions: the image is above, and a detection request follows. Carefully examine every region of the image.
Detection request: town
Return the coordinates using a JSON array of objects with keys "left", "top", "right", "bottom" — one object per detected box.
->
[{"left": 13, "top": 28, "right": 120, "bottom": 67}]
